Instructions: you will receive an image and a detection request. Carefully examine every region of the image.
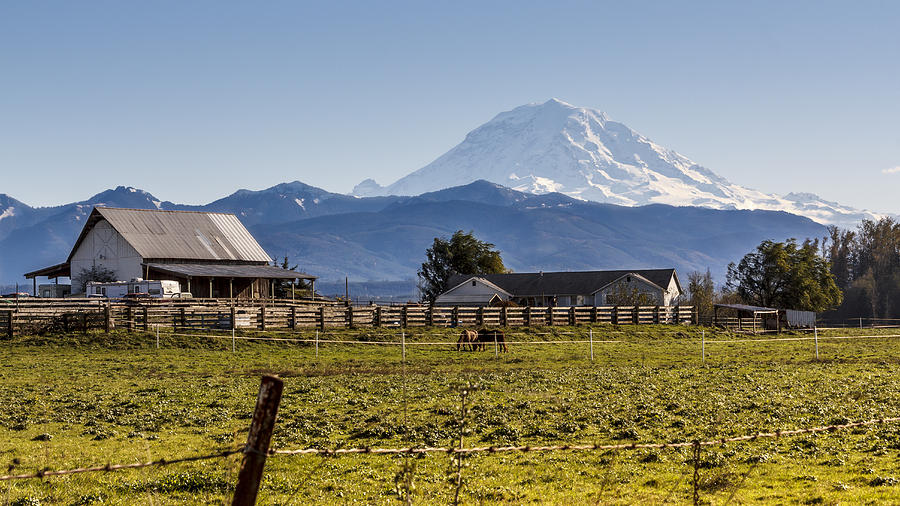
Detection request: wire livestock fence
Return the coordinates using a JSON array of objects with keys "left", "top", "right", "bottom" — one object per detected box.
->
[
  {"left": 1, "top": 374, "right": 898, "bottom": 506},
  {"left": 65, "top": 319, "right": 900, "bottom": 372}
]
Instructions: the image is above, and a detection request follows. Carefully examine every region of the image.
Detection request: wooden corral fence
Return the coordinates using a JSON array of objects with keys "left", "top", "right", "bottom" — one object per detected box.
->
[{"left": 0, "top": 299, "right": 696, "bottom": 336}]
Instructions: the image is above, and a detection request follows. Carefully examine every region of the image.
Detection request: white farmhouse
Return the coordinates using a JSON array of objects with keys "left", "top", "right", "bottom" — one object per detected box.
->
[{"left": 436, "top": 269, "right": 683, "bottom": 307}]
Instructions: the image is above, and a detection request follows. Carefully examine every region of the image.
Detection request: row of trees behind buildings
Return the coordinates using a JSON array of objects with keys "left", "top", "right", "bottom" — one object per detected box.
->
[
  {"left": 687, "top": 217, "right": 900, "bottom": 321},
  {"left": 823, "top": 217, "right": 900, "bottom": 319}
]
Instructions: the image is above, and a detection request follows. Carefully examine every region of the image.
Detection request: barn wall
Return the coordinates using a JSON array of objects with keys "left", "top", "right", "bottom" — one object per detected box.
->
[{"left": 70, "top": 219, "right": 144, "bottom": 287}]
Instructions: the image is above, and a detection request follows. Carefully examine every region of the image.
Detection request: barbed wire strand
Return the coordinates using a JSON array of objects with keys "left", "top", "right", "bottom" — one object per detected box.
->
[
  {"left": 0, "top": 447, "right": 243, "bottom": 482},
  {"left": 2, "top": 417, "right": 897, "bottom": 482},
  {"left": 271, "top": 416, "right": 900, "bottom": 456}
]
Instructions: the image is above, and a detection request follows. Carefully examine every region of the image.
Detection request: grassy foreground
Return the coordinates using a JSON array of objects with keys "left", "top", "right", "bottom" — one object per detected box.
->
[{"left": 1, "top": 325, "right": 899, "bottom": 504}]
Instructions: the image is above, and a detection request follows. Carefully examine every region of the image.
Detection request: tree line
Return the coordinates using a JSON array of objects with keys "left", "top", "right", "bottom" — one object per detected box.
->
[
  {"left": 687, "top": 217, "right": 900, "bottom": 321},
  {"left": 822, "top": 217, "right": 900, "bottom": 319}
]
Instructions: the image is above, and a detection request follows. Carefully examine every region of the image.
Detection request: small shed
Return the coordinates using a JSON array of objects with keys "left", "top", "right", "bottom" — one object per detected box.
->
[{"left": 714, "top": 304, "right": 781, "bottom": 333}]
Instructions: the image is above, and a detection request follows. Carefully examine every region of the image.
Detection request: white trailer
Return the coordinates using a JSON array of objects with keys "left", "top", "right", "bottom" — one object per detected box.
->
[{"left": 86, "top": 279, "right": 183, "bottom": 299}]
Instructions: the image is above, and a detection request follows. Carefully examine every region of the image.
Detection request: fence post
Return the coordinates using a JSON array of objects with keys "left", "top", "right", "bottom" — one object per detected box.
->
[
  {"left": 4, "top": 310, "right": 12, "bottom": 339},
  {"left": 142, "top": 307, "right": 148, "bottom": 331},
  {"left": 612, "top": 306, "right": 619, "bottom": 325},
  {"left": 375, "top": 306, "right": 382, "bottom": 327},
  {"left": 319, "top": 306, "right": 326, "bottom": 330},
  {"left": 180, "top": 307, "right": 186, "bottom": 328},
  {"left": 692, "top": 306, "right": 698, "bottom": 325},
  {"left": 654, "top": 306, "right": 660, "bottom": 324},
  {"left": 290, "top": 306, "right": 296, "bottom": 331},
  {"left": 569, "top": 306, "right": 576, "bottom": 326},
  {"left": 501, "top": 306, "right": 507, "bottom": 327},
  {"left": 82, "top": 313, "right": 88, "bottom": 335},
  {"left": 591, "top": 305, "right": 598, "bottom": 324},
  {"left": 401, "top": 305, "right": 408, "bottom": 328},
  {"left": 476, "top": 307, "right": 483, "bottom": 327},
  {"left": 126, "top": 306, "right": 134, "bottom": 332},
  {"left": 427, "top": 304, "right": 434, "bottom": 327},
  {"left": 524, "top": 307, "right": 531, "bottom": 327},
  {"left": 259, "top": 306, "right": 266, "bottom": 331},
  {"left": 632, "top": 306, "right": 639, "bottom": 325},
  {"left": 231, "top": 306, "right": 237, "bottom": 331},
  {"left": 232, "top": 375, "right": 284, "bottom": 506},
  {"left": 104, "top": 303, "right": 110, "bottom": 333},
  {"left": 589, "top": 328, "right": 594, "bottom": 362},
  {"left": 452, "top": 306, "right": 459, "bottom": 327},
  {"left": 814, "top": 326, "right": 819, "bottom": 359},
  {"left": 692, "top": 441, "right": 701, "bottom": 506},
  {"left": 701, "top": 330, "right": 705, "bottom": 364},
  {"left": 346, "top": 306, "right": 353, "bottom": 328}
]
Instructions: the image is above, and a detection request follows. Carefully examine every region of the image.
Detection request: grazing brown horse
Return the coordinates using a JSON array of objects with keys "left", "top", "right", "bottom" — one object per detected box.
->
[
  {"left": 457, "top": 329, "right": 478, "bottom": 351},
  {"left": 477, "top": 328, "right": 508, "bottom": 353}
]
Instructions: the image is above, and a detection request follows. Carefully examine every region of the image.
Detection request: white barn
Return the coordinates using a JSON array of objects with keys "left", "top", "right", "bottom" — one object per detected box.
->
[
  {"left": 25, "top": 207, "right": 315, "bottom": 298},
  {"left": 435, "top": 269, "right": 683, "bottom": 307}
]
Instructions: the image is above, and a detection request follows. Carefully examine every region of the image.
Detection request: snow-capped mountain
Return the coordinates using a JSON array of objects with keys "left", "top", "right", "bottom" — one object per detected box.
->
[{"left": 354, "top": 99, "right": 880, "bottom": 228}]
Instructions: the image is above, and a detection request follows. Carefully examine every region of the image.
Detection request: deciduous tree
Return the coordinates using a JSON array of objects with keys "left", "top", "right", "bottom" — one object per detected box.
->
[
  {"left": 73, "top": 265, "right": 117, "bottom": 294},
  {"left": 726, "top": 239, "right": 842, "bottom": 312},
  {"left": 417, "top": 230, "right": 507, "bottom": 303}
]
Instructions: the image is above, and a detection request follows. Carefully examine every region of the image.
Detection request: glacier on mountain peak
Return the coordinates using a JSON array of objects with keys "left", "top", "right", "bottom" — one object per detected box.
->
[{"left": 352, "top": 99, "right": 882, "bottom": 228}]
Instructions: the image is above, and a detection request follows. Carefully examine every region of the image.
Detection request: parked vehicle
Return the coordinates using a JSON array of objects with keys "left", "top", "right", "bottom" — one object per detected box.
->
[{"left": 86, "top": 279, "right": 182, "bottom": 299}]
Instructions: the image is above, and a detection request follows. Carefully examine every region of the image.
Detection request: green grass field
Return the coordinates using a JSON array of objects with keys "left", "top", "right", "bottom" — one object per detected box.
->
[{"left": 1, "top": 325, "right": 899, "bottom": 504}]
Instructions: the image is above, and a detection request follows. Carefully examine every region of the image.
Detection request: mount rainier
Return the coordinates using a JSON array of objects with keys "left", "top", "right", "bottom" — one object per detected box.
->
[{"left": 354, "top": 98, "right": 878, "bottom": 228}]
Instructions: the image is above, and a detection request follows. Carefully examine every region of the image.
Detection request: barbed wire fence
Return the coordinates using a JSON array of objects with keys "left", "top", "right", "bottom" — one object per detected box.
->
[{"left": 2, "top": 374, "right": 898, "bottom": 505}]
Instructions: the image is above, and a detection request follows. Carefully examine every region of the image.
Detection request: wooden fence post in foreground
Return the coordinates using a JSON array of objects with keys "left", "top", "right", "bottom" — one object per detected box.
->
[{"left": 232, "top": 375, "right": 284, "bottom": 506}]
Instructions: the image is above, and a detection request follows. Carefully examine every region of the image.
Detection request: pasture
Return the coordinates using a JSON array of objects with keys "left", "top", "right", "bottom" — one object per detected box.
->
[{"left": 1, "top": 325, "right": 899, "bottom": 504}]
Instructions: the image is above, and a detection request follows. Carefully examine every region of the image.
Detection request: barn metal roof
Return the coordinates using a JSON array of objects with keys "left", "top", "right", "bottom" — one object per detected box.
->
[
  {"left": 145, "top": 263, "right": 316, "bottom": 280},
  {"left": 446, "top": 269, "right": 680, "bottom": 297},
  {"left": 24, "top": 262, "right": 71, "bottom": 279},
  {"left": 66, "top": 207, "right": 272, "bottom": 263}
]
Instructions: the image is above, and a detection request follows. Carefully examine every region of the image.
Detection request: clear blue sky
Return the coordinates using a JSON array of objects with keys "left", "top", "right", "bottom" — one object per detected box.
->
[{"left": 2, "top": 1, "right": 898, "bottom": 213}]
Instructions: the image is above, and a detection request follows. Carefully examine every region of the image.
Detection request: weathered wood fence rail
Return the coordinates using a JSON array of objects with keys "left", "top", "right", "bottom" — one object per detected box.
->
[{"left": 0, "top": 299, "right": 696, "bottom": 336}]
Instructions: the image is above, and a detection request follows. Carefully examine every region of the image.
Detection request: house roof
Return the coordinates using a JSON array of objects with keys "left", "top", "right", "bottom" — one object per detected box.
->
[
  {"left": 446, "top": 269, "right": 681, "bottom": 297},
  {"left": 714, "top": 303, "right": 779, "bottom": 313},
  {"left": 144, "top": 263, "right": 316, "bottom": 280},
  {"left": 66, "top": 207, "right": 272, "bottom": 264},
  {"left": 441, "top": 276, "right": 513, "bottom": 298}
]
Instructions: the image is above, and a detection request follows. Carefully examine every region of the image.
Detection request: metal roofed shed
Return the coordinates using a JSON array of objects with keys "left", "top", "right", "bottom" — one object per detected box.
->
[
  {"left": 24, "top": 206, "right": 317, "bottom": 299},
  {"left": 68, "top": 207, "right": 272, "bottom": 263},
  {"left": 143, "top": 263, "right": 314, "bottom": 279},
  {"left": 714, "top": 303, "right": 781, "bottom": 333}
]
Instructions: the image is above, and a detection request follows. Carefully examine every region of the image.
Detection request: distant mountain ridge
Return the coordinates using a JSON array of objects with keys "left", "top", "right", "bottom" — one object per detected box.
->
[
  {"left": 354, "top": 99, "right": 882, "bottom": 228},
  {"left": 0, "top": 181, "right": 826, "bottom": 289}
]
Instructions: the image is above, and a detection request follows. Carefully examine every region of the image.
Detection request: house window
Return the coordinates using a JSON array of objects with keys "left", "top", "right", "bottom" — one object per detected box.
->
[
  {"left": 626, "top": 276, "right": 631, "bottom": 282},
  {"left": 472, "top": 281, "right": 476, "bottom": 286}
]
